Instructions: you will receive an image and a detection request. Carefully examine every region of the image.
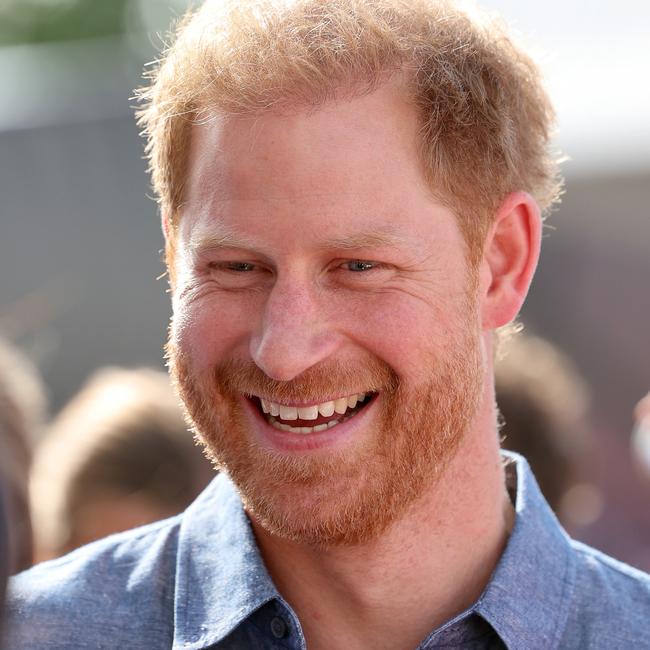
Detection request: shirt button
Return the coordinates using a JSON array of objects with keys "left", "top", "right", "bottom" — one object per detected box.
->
[{"left": 270, "top": 616, "right": 288, "bottom": 639}]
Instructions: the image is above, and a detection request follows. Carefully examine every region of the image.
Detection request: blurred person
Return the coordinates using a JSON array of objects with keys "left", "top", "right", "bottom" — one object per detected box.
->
[
  {"left": 6, "top": 1, "right": 650, "bottom": 649},
  {"left": 496, "top": 332, "right": 591, "bottom": 513},
  {"left": 631, "top": 390, "right": 650, "bottom": 476},
  {"left": 29, "top": 367, "right": 215, "bottom": 560},
  {"left": 0, "top": 484, "right": 9, "bottom": 645},
  {"left": 0, "top": 337, "right": 48, "bottom": 573}
]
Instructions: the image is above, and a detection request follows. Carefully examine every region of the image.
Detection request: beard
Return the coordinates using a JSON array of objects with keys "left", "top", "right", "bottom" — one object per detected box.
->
[{"left": 168, "top": 297, "right": 483, "bottom": 548}]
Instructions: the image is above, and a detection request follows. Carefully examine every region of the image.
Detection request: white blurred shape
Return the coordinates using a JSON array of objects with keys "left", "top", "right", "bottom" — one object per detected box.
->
[{"left": 632, "top": 424, "right": 650, "bottom": 476}]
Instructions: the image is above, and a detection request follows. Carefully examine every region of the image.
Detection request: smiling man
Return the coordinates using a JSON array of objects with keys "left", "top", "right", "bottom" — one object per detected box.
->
[
  {"left": 171, "top": 82, "right": 490, "bottom": 556},
  {"left": 6, "top": 1, "right": 650, "bottom": 649}
]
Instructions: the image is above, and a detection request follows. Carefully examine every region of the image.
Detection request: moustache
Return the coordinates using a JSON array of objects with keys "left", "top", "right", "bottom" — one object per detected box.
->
[{"left": 210, "top": 357, "right": 399, "bottom": 404}]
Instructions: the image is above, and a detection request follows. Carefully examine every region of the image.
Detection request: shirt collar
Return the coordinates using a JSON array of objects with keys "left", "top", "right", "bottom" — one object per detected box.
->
[
  {"left": 173, "top": 473, "right": 280, "bottom": 649},
  {"left": 173, "top": 454, "right": 577, "bottom": 650},
  {"left": 475, "top": 452, "right": 577, "bottom": 650}
]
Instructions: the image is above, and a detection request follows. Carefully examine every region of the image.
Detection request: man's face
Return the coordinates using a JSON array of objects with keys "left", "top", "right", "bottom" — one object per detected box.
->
[{"left": 169, "top": 82, "right": 486, "bottom": 546}]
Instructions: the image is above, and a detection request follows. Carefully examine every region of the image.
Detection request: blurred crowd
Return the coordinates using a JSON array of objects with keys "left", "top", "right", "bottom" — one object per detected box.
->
[
  {"left": 0, "top": 338, "right": 214, "bottom": 575},
  {"left": 0, "top": 330, "right": 648, "bottom": 607}
]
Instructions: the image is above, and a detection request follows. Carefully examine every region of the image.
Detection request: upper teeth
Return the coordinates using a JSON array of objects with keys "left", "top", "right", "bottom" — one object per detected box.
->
[{"left": 260, "top": 393, "right": 367, "bottom": 420}]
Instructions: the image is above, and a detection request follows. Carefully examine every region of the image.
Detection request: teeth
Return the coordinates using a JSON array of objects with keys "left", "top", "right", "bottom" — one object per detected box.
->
[
  {"left": 259, "top": 392, "right": 370, "bottom": 425},
  {"left": 318, "top": 401, "right": 335, "bottom": 417},
  {"left": 279, "top": 405, "right": 298, "bottom": 420},
  {"left": 268, "top": 396, "right": 364, "bottom": 420},
  {"left": 267, "top": 418, "right": 342, "bottom": 434},
  {"left": 334, "top": 397, "right": 348, "bottom": 414},
  {"left": 297, "top": 405, "right": 319, "bottom": 420}
]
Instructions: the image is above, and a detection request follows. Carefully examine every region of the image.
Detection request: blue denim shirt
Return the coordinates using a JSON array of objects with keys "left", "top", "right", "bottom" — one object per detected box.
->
[{"left": 5, "top": 453, "right": 650, "bottom": 649}]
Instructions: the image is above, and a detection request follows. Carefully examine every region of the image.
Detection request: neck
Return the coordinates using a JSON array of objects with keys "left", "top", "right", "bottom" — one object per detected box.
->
[{"left": 251, "top": 394, "right": 514, "bottom": 650}]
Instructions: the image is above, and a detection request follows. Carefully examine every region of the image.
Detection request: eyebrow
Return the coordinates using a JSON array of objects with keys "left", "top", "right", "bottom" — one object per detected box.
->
[
  {"left": 188, "top": 230, "right": 259, "bottom": 256},
  {"left": 316, "top": 228, "right": 408, "bottom": 251},
  {"left": 189, "top": 226, "right": 407, "bottom": 257}
]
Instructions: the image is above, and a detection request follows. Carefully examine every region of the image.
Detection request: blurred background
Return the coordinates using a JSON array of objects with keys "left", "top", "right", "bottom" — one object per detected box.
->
[{"left": 0, "top": 0, "right": 648, "bottom": 568}]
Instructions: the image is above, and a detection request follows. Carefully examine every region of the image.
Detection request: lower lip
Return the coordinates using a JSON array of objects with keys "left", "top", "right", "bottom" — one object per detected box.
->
[{"left": 242, "top": 396, "right": 378, "bottom": 453}]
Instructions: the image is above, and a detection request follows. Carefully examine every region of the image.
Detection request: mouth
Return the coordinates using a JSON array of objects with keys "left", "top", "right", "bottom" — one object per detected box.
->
[{"left": 248, "top": 392, "right": 376, "bottom": 434}]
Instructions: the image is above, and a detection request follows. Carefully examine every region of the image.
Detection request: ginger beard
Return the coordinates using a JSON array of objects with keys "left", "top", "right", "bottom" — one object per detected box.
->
[{"left": 169, "top": 295, "right": 484, "bottom": 547}]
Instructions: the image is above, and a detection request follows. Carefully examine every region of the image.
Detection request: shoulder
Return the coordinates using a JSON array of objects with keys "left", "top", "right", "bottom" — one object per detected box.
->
[
  {"left": 560, "top": 540, "right": 650, "bottom": 649},
  {"left": 570, "top": 540, "right": 650, "bottom": 609},
  {"left": 5, "top": 515, "right": 182, "bottom": 650}
]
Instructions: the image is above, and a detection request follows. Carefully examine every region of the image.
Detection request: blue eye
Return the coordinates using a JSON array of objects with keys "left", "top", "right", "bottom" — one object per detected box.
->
[{"left": 345, "top": 260, "right": 375, "bottom": 272}]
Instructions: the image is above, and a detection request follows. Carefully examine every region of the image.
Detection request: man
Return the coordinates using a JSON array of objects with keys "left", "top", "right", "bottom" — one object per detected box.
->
[{"left": 6, "top": 1, "right": 650, "bottom": 648}]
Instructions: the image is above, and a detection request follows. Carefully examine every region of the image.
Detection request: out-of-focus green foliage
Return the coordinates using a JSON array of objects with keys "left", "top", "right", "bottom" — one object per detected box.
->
[{"left": 0, "top": 0, "right": 131, "bottom": 45}]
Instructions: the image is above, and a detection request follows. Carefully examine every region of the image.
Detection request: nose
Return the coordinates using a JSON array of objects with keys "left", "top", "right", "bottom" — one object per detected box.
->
[{"left": 249, "top": 277, "right": 341, "bottom": 381}]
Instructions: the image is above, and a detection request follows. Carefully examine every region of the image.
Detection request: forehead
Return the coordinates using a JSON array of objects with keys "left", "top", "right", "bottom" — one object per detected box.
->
[{"left": 179, "top": 81, "right": 458, "bottom": 253}]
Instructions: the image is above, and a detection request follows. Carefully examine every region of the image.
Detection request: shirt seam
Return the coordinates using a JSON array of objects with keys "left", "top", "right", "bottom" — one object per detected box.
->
[{"left": 571, "top": 540, "right": 650, "bottom": 582}]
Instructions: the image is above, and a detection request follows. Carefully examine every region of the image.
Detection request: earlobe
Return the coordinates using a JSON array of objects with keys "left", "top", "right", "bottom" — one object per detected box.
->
[{"left": 480, "top": 191, "right": 542, "bottom": 330}]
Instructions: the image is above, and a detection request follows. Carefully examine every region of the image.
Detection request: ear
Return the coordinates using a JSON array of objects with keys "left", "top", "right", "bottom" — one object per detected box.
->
[{"left": 479, "top": 191, "right": 542, "bottom": 330}]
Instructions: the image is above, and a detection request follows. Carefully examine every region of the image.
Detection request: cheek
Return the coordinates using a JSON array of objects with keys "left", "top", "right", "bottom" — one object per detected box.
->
[
  {"left": 171, "top": 292, "right": 263, "bottom": 369},
  {"left": 335, "top": 291, "right": 455, "bottom": 381}
]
